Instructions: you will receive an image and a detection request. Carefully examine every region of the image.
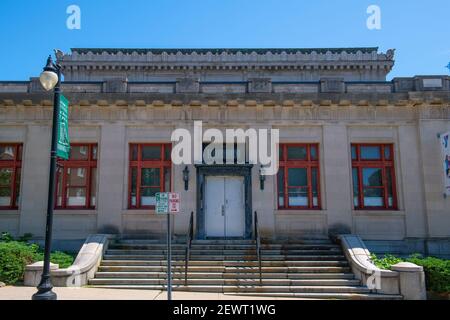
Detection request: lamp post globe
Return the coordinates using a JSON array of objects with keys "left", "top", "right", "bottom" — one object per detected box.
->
[
  {"left": 39, "top": 71, "right": 58, "bottom": 91},
  {"left": 39, "top": 56, "right": 59, "bottom": 91}
]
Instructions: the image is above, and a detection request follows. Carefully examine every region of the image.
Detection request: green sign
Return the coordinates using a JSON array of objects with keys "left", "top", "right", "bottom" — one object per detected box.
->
[
  {"left": 57, "top": 95, "right": 70, "bottom": 159},
  {"left": 156, "top": 192, "right": 169, "bottom": 214}
]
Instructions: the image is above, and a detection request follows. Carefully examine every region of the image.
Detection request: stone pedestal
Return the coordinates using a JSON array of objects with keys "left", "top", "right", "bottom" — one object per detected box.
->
[
  {"left": 24, "top": 262, "right": 59, "bottom": 287},
  {"left": 391, "top": 262, "right": 427, "bottom": 300}
]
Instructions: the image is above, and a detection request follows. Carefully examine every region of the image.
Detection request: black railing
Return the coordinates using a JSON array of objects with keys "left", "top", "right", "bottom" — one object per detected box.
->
[
  {"left": 184, "top": 211, "right": 194, "bottom": 285},
  {"left": 254, "top": 211, "right": 262, "bottom": 284}
]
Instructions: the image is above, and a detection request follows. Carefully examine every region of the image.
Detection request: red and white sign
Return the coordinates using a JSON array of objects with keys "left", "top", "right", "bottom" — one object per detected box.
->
[{"left": 168, "top": 192, "right": 180, "bottom": 213}]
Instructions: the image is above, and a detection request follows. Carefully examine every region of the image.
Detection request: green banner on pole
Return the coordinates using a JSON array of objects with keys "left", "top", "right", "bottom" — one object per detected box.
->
[{"left": 56, "top": 95, "right": 70, "bottom": 159}]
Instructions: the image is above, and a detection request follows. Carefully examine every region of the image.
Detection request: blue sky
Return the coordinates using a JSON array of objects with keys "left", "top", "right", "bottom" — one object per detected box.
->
[{"left": 0, "top": 0, "right": 449, "bottom": 80}]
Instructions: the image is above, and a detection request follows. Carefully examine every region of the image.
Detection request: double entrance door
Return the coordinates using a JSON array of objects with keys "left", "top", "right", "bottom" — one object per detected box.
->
[{"left": 204, "top": 176, "right": 245, "bottom": 238}]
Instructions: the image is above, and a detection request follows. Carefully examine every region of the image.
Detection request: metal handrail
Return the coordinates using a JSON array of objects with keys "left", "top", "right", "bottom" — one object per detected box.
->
[
  {"left": 184, "top": 211, "right": 194, "bottom": 285},
  {"left": 254, "top": 211, "right": 262, "bottom": 284}
]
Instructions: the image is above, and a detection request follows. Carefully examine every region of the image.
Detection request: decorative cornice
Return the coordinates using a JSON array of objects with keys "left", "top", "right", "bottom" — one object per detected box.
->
[
  {"left": 60, "top": 47, "right": 394, "bottom": 67},
  {"left": 71, "top": 47, "right": 380, "bottom": 55}
]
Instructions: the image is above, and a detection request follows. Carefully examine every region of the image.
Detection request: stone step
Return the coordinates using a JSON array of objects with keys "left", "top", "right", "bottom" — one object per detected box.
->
[
  {"left": 104, "top": 254, "right": 345, "bottom": 261},
  {"left": 88, "top": 278, "right": 361, "bottom": 286},
  {"left": 117, "top": 240, "right": 185, "bottom": 245},
  {"left": 191, "top": 240, "right": 256, "bottom": 245},
  {"left": 109, "top": 244, "right": 341, "bottom": 250},
  {"left": 101, "top": 258, "right": 348, "bottom": 267},
  {"left": 225, "top": 292, "right": 403, "bottom": 300},
  {"left": 94, "top": 271, "right": 356, "bottom": 280},
  {"left": 98, "top": 265, "right": 352, "bottom": 273},
  {"left": 261, "top": 240, "right": 334, "bottom": 246},
  {"left": 105, "top": 249, "right": 342, "bottom": 256},
  {"left": 103, "top": 254, "right": 347, "bottom": 266},
  {"left": 87, "top": 284, "right": 370, "bottom": 294}
]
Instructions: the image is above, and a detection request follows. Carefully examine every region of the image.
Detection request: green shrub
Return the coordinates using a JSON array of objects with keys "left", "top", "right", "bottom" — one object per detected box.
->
[
  {"left": 370, "top": 253, "right": 403, "bottom": 270},
  {"left": 408, "top": 256, "right": 450, "bottom": 293},
  {"left": 0, "top": 232, "right": 76, "bottom": 284},
  {"left": 34, "top": 251, "right": 75, "bottom": 269},
  {"left": 1, "top": 232, "right": 14, "bottom": 242},
  {"left": 371, "top": 253, "right": 450, "bottom": 293},
  {"left": 0, "top": 241, "right": 40, "bottom": 284}
]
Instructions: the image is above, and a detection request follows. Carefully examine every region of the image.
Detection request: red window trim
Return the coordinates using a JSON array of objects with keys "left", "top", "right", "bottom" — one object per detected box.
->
[
  {"left": 277, "top": 143, "right": 321, "bottom": 210},
  {"left": 0, "top": 143, "right": 22, "bottom": 210},
  {"left": 55, "top": 143, "right": 97, "bottom": 210},
  {"left": 351, "top": 143, "right": 398, "bottom": 210},
  {"left": 128, "top": 143, "right": 172, "bottom": 209}
]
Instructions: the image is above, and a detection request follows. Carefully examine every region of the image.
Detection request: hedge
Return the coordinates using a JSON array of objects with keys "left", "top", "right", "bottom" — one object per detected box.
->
[
  {"left": 0, "top": 232, "right": 75, "bottom": 285},
  {"left": 371, "top": 253, "right": 450, "bottom": 293}
]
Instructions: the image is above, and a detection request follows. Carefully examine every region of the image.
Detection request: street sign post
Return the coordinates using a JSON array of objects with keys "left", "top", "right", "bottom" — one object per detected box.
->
[{"left": 155, "top": 192, "right": 180, "bottom": 301}]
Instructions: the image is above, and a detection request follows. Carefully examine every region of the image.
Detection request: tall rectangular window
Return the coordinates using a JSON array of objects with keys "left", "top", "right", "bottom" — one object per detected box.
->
[
  {"left": 277, "top": 144, "right": 320, "bottom": 209},
  {"left": 0, "top": 144, "right": 22, "bottom": 209},
  {"left": 129, "top": 144, "right": 172, "bottom": 209},
  {"left": 56, "top": 144, "right": 98, "bottom": 209},
  {"left": 351, "top": 144, "right": 397, "bottom": 210}
]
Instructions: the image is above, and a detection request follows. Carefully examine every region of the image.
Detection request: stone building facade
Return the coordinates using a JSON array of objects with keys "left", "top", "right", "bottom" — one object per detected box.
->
[{"left": 0, "top": 47, "right": 449, "bottom": 256}]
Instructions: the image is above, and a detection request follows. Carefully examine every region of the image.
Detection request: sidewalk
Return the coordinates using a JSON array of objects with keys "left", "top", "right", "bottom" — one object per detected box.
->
[{"left": 0, "top": 286, "right": 299, "bottom": 300}]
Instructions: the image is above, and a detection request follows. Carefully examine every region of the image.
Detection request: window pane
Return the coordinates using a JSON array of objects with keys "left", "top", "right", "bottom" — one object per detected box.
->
[
  {"left": 131, "top": 145, "right": 138, "bottom": 161},
  {"left": 164, "top": 145, "right": 172, "bottom": 161},
  {"left": 277, "top": 169, "right": 285, "bottom": 207},
  {"left": 15, "top": 168, "right": 21, "bottom": 207},
  {"left": 351, "top": 145, "right": 357, "bottom": 160},
  {"left": 363, "top": 188, "right": 384, "bottom": 207},
  {"left": 0, "top": 168, "right": 12, "bottom": 186},
  {"left": 278, "top": 145, "right": 283, "bottom": 161},
  {"left": 90, "top": 168, "right": 97, "bottom": 207},
  {"left": 360, "top": 146, "right": 381, "bottom": 160},
  {"left": 92, "top": 145, "right": 98, "bottom": 160},
  {"left": 0, "top": 146, "right": 15, "bottom": 160},
  {"left": 142, "top": 146, "right": 161, "bottom": 160},
  {"left": 288, "top": 168, "right": 307, "bottom": 186},
  {"left": 362, "top": 168, "right": 382, "bottom": 187},
  {"left": 386, "top": 168, "right": 394, "bottom": 207},
  {"left": 67, "top": 167, "right": 87, "bottom": 186},
  {"left": 288, "top": 188, "right": 308, "bottom": 206},
  {"left": 130, "top": 167, "right": 137, "bottom": 206},
  {"left": 352, "top": 168, "right": 359, "bottom": 207},
  {"left": 57, "top": 168, "right": 63, "bottom": 206},
  {"left": 384, "top": 146, "right": 391, "bottom": 160},
  {"left": 164, "top": 168, "right": 171, "bottom": 192},
  {"left": 310, "top": 145, "right": 318, "bottom": 160},
  {"left": 67, "top": 187, "right": 86, "bottom": 206},
  {"left": 312, "top": 168, "right": 319, "bottom": 206},
  {"left": 141, "top": 168, "right": 160, "bottom": 186},
  {"left": 70, "top": 146, "right": 89, "bottom": 160},
  {"left": 17, "top": 145, "right": 22, "bottom": 161},
  {"left": 287, "top": 146, "right": 307, "bottom": 160},
  {"left": 0, "top": 187, "right": 11, "bottom": 206},
  {"left": 141, "top": 188, "right": 159, "bottom": 206}
]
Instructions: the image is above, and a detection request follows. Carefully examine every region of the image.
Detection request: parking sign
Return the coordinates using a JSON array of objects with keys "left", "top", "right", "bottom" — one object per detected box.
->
[
  {"left": 156, "top": 192, "right": 180, "bottom": 214},
  {"left": 168, "top": 193, "right": 180, "bottom": 213}
]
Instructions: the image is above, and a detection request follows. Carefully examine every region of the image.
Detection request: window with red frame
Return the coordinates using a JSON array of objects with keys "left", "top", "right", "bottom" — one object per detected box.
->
[
  {"left": 277, "top": 144, "right": 320, "bottom": 209},
  {"left": 0, "top": 144, "right": 22, "bottom": 209},
  {"left": 351, "top": 144, "right": 397, "bottom": 210},
  {"left": 129, "top": 144, "right": 172, "bottom": 209},
  {"left": 56, "top": 144, "right": 97, "bottom": 209}
]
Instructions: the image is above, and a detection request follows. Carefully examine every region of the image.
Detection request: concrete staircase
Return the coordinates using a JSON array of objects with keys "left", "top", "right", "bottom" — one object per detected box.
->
[{"left": 88, "top": 239, "right": 402, "bottom": 300}]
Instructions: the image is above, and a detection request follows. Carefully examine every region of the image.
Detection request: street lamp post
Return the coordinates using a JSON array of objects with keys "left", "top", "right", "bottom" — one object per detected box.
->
[{"left": 32, "top": 54, "right": 61, "bottom": 300}]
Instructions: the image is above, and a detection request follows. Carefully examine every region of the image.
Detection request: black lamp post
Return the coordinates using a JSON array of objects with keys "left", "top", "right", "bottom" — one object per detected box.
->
[{"left": 32, "top": 55, "right": 61, "bottom": 300}]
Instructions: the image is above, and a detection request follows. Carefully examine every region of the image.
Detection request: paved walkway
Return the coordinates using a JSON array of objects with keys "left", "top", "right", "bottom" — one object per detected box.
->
[{"left": 0, "top": 286, "right": 299, "bottom": 300}]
